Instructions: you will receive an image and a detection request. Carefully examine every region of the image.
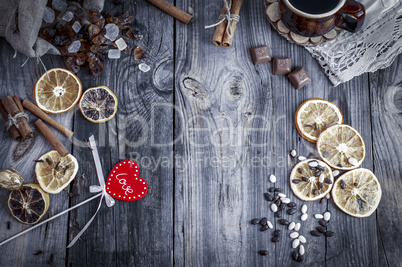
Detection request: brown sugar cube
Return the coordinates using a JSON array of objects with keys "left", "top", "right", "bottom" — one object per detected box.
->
[
  {"left": 288, "top": 67, "right": 311, "bottom": 89},
  {"left": 273, "top": 58, "right": 291, "bottom": 75},
  {"left": 250, "top": 46, "right": 271, "bottom": 65}
]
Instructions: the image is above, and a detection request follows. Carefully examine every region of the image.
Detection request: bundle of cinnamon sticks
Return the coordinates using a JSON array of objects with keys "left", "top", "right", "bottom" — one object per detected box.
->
[
  {"left": 0, "top": 96, "right": 33, "bottom": 142},
  {"left": 212, "top": 0, "right": 244, "bottom": 47}
]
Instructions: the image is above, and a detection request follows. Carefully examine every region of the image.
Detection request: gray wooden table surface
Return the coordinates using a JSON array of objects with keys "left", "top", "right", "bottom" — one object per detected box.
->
[{"left": 0, "top": 0, "right": 401, "bottom": 266}]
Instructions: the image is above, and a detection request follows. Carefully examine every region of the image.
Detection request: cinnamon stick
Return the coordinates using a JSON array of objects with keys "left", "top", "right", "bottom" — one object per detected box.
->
[
  {"left": 23, "top": 100, "right": 74, "bottom": 138},
  {"left": 12, "top": 96, "right": 24, "bottom": 112},
  {"left": 146, "top": 0, "right": 193, "bottom": 24},
  {"left": 35, "top": 119, "right": 69, "bottom": 157},
  {"left": 0, "top": 102, "right": 21, "bottom": 141},
  {"left": 2, "top": 96, "right": 33, "bottom": 140},
  {"left": 212, "top": 6, "right": 229, "bottom": 47},
  {"left": 222, "top": 0, "right": 244, "bottom": 47}
]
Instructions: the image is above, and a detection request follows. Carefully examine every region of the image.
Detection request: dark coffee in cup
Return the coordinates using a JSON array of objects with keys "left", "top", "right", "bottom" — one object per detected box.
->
[{"left": 288, "top": 0, "right": 340, "bottom": 15}]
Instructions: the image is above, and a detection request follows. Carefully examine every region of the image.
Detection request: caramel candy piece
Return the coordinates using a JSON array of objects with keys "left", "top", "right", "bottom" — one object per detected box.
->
[
  {"left": 288, "top": 67, "right": 311, "bottom": 89},
  {"left": 273, "top": 58, "right": 291, "bottom": 75},
  {"left": 250, "top": 46, "right": 271, "bottom": 65}
]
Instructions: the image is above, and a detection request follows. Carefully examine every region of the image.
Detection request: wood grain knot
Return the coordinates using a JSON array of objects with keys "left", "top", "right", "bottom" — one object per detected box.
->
[
  {"left": 228, "top": 77, "right": 243, "bottom": 100},
  {"left": 153, "top": 59, "right": 174, "bottom": 93},
  {"left": 385, "top": 85, "right": 402, "bottom": 114},
  {"left": 182, "top": 77, "right": 209, "bottom": 100},
  {"left": 12, "top": 133, "right": 36, "bottom": 162}
]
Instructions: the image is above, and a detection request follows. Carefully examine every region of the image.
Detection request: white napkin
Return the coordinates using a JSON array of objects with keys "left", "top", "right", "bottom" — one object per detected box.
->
[{"left": 305, "top": 0, "right": 402, "bottom": 86}]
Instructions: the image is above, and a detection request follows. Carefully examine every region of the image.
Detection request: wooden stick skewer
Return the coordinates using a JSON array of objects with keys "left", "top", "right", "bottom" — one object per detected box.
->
[{"left": 23, "top": 100, "right": 74, "bottom": 138}]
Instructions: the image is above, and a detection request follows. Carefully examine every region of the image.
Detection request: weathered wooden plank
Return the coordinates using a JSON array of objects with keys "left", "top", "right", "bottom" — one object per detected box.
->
[
  {"left": 0, "top": 41, "right": 72, "bottom": 266},
  {"left": 66, "top": 0, "right": 174, "bottom": 266},
  {"left": 369, "top": 54, "right": 402, "bottom": 267}
]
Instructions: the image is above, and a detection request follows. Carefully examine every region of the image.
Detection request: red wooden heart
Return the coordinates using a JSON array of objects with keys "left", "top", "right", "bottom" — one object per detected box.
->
[{"left": 106, "top": 160, "right": 148, "bottom": 201}]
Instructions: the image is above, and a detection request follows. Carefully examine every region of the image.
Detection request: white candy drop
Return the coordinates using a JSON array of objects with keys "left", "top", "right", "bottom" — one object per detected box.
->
[
  {"left": 277, "top": 193, "right": 286, "bottom": 198},
  {"left": 301, "top": 213, "right": 308, "bottom": 221},
  {"left": 294, "top": 223, "right": 301, "bottom": 231},
  {"left": 290, "top": 232, "right": 299, "bottom": 239},
  {"left": 269, "top": 174, "right": 277, "bottom": 183},
  {"left": 326, "top": 193, "right": 331, "bottom": 199},
  {"left": 280, "top": 197, "right": 291, "bottom": 204},
  {"left": 290, "top": 149, "right": 297, "bottom": 157},
  {"left": 298, "top": 156, "right": 307, "bottom": 161},
  {"left": 333, "top": 170, "right": 340, "bottom": 176},
  {"left": 288, "top": 222, "right": 295, "bottom": 230},
  {"left": 267, "top": 221, "right": 273, "bottom": 229},
  {"left": 139, "top": 63, "right": 151, "bottom": 73},
  {"left": 292, "top": 238, "right": 300, "bottom": 248},
  {"left": 315, "top": 214, "right": 324, "bottom": 219},
  {"left": 299, "top": 245, "right": 305, "bottom": 256},
  {"left": 324, "top": 211, "right": 331, "bottom": 221},
  {"left": 271, "top": 203, "right": 278, "bottom": 213},
  {"left": 301, "top": 204, "right": 307, "bottom": 214},
  {"left": 298, "top": 235, "right": 306, "bottom": 243}
]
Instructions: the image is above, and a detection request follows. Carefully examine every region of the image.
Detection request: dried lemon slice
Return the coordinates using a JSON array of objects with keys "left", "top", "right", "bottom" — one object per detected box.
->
[
  {"left": 34, "top": 68, "right": 82, "bottom": 114},
  {"left": 35, "top": 150, "right": 79, "bottom": 194},
  {"left": 290, "top": 159, "right": 334, "bottom": 201},
  {"left": 295, "top": 98, "right": 343, "bottom": 143},
  {"left": 317, "top": 124, "right": 365, "bottom": 170},
  {"left": 8, "top": 184, "right": 49, "bottom": 224},
  {"left": 79, "top": 86, "right": 118, "bottom": 123},
  {"left": 332, "top": 169, "right": 381, "bottom": 217}
]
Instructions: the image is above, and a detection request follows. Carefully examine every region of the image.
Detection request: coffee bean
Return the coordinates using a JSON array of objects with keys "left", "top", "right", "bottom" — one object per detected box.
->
[
  {"left": 311, "top": 230, "right": 322, "bottom": 236},
  {"left": 287, "top": 202, "right": 296, "bottom": 207},
  {"left": 274, "top": 188, "right": 283, "bottom": 192},
  {"left": 324, "top": 178, "right": 333, "bottom": 184},
  {"left": 260, "top": 217, "right": 268, "bottom": 226},
  {"left": 264, "top": 193, "right": 274, "bottom": 201},
  {"left": 319, "top": 219, "right": 328, "bottom": 227},
  {"left": 275, "top": 210, "right": 283, "bottom": 218},
  {"left": 340, "top": 180, "right": 346, "bottom": 189},
  {"left": 325, "top": 231, "right": 335, "bottom": 237},
  {"left": 268, "top": 187, "right": 275, "bottom": 192},
  {"left": 278, "top": 219, "right": 290, "bottom": 225},
  {"left": 260, "top": 225, "right": 269, "bottom": 231},
  {"left": 301, "top": 177, "right": 308, "bottom": 182},
  {"left": 292, "top": 179, "right": 301, "bottom": 184},
  {"left": 316, "top": 226, "right": 326, "bottom": 233},
  {"left": 314, "top": 171, "right": 322, "bottom": 177},
  {"left": 313, "top": 189, "right": 317, "bottom": 195},
  {"left": 258, "top": 250, "right": 268, "bottom": 256},
  {"left": 273, "top": 230, "right": 281, "bottom": 237},
  {"left": 297, "top": 255, "right": 304, "bottom": 262},
  {"left": 297, "top": 168, "right": 302, "bottom": 174},
  {"left": 280, "top": 203, "right": 287, "bottom": 211},
  {"left": 251, "top": 218, "right": 259, "bottom": 225},
  {"left": 316, "top": 165, "right": 325, "bottom": 171},
  {"left": 287, "top": 208, "right": 297, "bottom": 215},
  {"left": 292, "top": 251, "right": 299, "bottom": 261},
  {"left": 271, "top": 236, "right": 280, "bottom": 242}
]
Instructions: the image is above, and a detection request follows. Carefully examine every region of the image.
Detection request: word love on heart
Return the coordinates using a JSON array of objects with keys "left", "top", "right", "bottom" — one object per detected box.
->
[{"left": 106, "top": 160, "right": 148, "bottom": 201}]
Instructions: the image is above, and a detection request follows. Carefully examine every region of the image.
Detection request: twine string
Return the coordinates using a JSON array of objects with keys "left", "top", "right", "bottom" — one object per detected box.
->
[
  {"left": 205, "top": 0, "right": 240, "bottom": 38},
  {"left": 5, "top": 112, "right": 29, "bottom": 130}
]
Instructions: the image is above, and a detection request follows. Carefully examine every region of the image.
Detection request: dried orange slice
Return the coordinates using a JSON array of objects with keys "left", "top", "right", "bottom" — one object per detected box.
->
[
  {"left": 295, "top": 98, "right": 343, "bottom": 143},
  {"left": 290, "top": 159, "right": 334, "bottom": 201},
  {"left": 8, "top": 184, "right": 50, "bottom": 224},
  {"left": 317, "top": 124, "right": 365, "bottom": 170},
  {"left": 35, "top": 150, "right": 79, "bottom": 194},
  {"left": 332, "top": 169, "right": 381, "bottom": 217},
  {"left": 79, "top": 86, "right": 118, "bottom": 123},
  {"left": 34, "top": 68, "right": 82, "bottom": 114}
]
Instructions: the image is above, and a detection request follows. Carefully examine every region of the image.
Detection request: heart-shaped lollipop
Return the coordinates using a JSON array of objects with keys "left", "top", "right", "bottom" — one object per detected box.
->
[{"left": 106, "top": 160, "right": 148, "bottom": 201}]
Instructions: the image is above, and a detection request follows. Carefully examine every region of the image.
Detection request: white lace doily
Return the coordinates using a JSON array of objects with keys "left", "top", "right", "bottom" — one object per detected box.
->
[{"left": 305, "top": 0, "right": 402, "bottom": 86}]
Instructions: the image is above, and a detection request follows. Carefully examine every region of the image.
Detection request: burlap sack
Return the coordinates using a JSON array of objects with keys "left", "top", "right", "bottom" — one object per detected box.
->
[{"left": 0, "top": 0, "right": 105, "bottom": 58}]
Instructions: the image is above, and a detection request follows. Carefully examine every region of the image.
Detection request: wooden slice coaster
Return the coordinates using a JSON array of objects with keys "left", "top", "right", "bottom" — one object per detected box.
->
[{"left": 265, "top": 0, "right": 342, "bottom": 46}]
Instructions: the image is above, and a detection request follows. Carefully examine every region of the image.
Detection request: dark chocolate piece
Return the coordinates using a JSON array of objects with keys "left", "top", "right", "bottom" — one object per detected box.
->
[
  {"left": 250, "top": 46, "right": 271, "bottom": 65},
  {"left": 288, "top": 67, "right": 311, "bottom": 89},
  {"left": 273, "top": 58, "right": 291, "bottom": 75}
]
